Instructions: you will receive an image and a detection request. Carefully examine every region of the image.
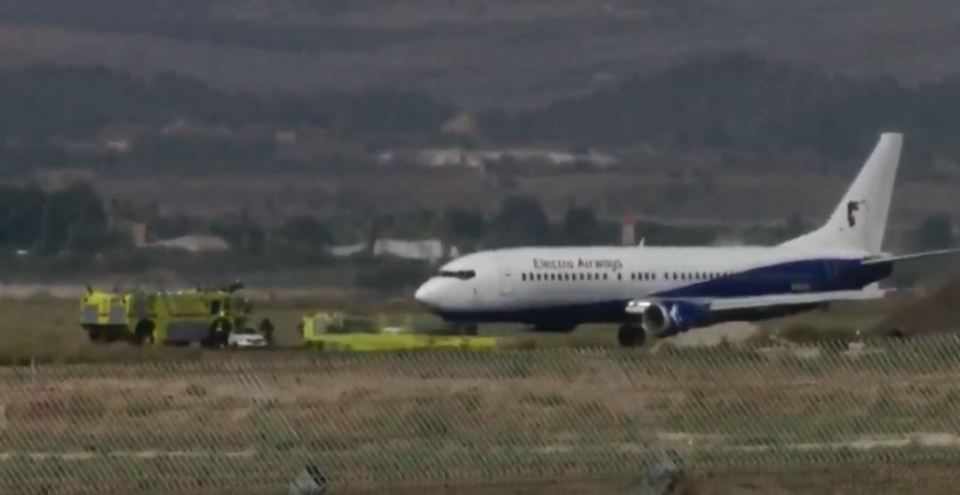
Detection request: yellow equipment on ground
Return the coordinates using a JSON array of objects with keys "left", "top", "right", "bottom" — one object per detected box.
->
[
  {"left": 80, "top": 282, "right": 254, "bottom": 346},
  {"left": 299, "top": 311, "right": 499, "bottom": 352}
]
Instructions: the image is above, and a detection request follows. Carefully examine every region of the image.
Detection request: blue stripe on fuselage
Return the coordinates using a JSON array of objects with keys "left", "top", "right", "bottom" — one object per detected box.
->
[{"left": 655, "top": 258, "right": 891, "bottom": 299}]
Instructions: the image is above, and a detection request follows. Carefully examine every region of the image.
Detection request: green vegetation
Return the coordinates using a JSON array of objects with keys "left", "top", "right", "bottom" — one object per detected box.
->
[
  {"left": 0, "top": 66, "right": 454, "bottom": 174},
  {"left": 0, "top": 183, "right": 116, "bottom": 254},
  {"left": 911, "top": 213, "right": 956, "bottom": 251},
  {"left": 6, "top": 55, "right": 960, "bottom": 177},
  {"left": 483, "top": 54, "right": 960, "bottom": 171}
]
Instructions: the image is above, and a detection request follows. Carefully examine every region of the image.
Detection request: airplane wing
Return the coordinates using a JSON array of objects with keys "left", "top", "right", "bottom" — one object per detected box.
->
[
  {"left": 861, "top": 247, "right": 960, "bottom": 265},
  {"left": 705, "top": 289, "right": 886, "bottom": 311}
]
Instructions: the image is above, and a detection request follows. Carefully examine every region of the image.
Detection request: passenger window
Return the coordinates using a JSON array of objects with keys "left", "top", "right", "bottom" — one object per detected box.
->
[{"left": 603, "top": 273, "right": 608, "bottom": 281}]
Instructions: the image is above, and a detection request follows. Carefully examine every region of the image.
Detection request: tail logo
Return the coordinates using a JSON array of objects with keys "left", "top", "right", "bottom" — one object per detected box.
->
[{"left": 846, "top": 200, "right": 865, "bottom": 227}]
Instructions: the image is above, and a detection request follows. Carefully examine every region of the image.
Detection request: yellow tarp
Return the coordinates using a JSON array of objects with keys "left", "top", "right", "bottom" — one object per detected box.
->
[{"left": 305, "top": 334, "right": 501, "bottom": 352}]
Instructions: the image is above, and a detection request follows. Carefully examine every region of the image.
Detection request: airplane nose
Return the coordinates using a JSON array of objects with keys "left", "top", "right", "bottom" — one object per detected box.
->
[{"left": 415, "top": 280, "right": 440, "bottom": 307}]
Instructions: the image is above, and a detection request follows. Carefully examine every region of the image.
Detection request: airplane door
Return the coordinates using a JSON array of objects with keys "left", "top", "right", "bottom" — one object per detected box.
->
[{"left": 500, "top": 266, "right": 514, "bottom": 296}]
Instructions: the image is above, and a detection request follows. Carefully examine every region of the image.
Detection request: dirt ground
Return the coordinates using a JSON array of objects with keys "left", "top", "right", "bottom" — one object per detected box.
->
[{"left": 1, "top": 339, "right": 959, "bottom": 493}]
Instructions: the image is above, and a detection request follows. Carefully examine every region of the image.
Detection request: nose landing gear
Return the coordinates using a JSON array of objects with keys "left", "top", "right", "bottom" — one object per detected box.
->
[{"left": 617, "top": 324, "right": 646, "bottom": 348}]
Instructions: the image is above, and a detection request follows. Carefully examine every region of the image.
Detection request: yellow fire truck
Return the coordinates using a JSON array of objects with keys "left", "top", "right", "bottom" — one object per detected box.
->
[{"left": 80, "top": 282, "right": 254, "bottom": 347}]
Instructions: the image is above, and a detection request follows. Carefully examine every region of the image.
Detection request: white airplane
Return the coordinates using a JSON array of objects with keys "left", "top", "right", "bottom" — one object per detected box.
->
[{"left": 415, "top": 133, "right": 959, "bottom": 346}]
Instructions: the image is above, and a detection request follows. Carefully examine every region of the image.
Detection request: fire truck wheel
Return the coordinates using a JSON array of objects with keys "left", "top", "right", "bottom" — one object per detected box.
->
[
  {"left": 134, "top": 321, "right": 156, "bottom": 346},
  {"left": 207, "top": 319, "right": 233, "bottom": 348},
  {"left": 87, "top": 327, "right": 103, "bottom": 343}
]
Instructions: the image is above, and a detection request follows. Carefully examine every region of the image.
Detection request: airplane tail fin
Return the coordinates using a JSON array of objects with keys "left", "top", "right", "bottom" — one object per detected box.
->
[{"left": 781, "top": 133, "right": 903, "bottom": 253}]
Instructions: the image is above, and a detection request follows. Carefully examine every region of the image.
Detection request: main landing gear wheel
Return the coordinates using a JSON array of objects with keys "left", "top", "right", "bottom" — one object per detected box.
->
[
  {"left": 134, "top": 320, "right": 156, "bottom": 346},
  {"left": 617, "top": 324, "right": 646, "bottom": 348}
]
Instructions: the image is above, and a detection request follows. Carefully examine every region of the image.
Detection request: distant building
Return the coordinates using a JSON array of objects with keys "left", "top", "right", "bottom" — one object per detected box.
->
[
  {"left": 329, "top": 238, "right": 455, "bottom": 263},
  {"left": 441, "top": 113, "right": 479, "bottom": 138},
  {"left": 621, "top": 212, "right": 636, "bottom": 246},
  {"left": 146, "top": 235, "right": 231, "bottom": 253},
  {"left": 379, "top": 147, "right": 619, "bottom": 169},
  {"left": 161, "top": 119, "right": 232, "bottom": 138},
  {"left": 373, "top": 239, "right": 445, "bottom": 262},
  {"left": 328, "top": 243, "right": 367, "bottom": 258}
]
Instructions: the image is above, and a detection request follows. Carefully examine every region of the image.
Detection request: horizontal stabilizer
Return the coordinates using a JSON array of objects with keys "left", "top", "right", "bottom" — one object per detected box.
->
[
  {"left": 861, "top": 247, "right": 960, "bottom": 265},
  {"left": 706, "top": 289, "right": 886, "bottom": 311}
]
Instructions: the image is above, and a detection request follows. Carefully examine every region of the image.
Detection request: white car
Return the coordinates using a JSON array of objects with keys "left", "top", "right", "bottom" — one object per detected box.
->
[{"left": 228, "top": 329, "right": 268, "bottom": 348}]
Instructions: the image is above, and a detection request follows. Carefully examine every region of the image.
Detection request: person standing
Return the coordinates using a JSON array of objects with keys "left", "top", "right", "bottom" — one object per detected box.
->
[{"left": 258, "top": 317, "right": 275, "bottom": 346}]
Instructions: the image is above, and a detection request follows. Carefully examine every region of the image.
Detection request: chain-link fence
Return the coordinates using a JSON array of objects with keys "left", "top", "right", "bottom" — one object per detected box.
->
[{"left": 2, "top": 336, "right": 960, "bottom": 494}]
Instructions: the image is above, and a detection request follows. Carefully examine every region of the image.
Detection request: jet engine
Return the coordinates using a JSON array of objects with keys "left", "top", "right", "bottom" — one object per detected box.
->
[{"left": 627, "top": 300, "right": 710, "bottom": 337}]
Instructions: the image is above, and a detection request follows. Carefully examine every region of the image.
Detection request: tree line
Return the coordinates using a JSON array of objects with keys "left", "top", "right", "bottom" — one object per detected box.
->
[
  {"left": 7, "top": 56, "right": 960, "bottom": 175},
  {"left": 0, "top": 66, "right": 453, "bottom": 142},
  {"left": 0, "top": 183, "right": 950, "bottom": 291},
  {"left": 481, "top": 54, "right": 960, "bottom": 170}
]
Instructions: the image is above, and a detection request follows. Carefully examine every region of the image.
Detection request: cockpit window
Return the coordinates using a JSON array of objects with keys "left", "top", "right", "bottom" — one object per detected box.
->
[{"left": 439, "top": 270, "right": 476, "bottom": 280}]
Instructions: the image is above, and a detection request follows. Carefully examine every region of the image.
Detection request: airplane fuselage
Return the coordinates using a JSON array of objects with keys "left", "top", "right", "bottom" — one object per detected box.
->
[{"left": 415, "top": 245, "right": 892, "bottom": 330}]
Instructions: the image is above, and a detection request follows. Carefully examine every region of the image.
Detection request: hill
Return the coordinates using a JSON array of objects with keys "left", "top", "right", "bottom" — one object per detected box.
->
[{"left": 0, "top": 0, "right": 959, "bottom": 107}]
